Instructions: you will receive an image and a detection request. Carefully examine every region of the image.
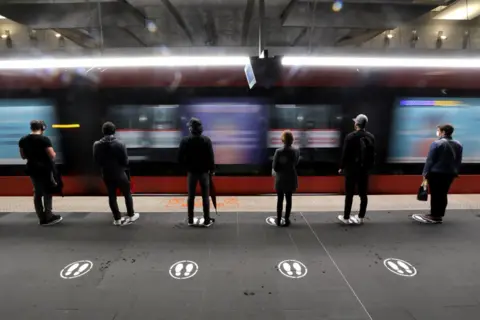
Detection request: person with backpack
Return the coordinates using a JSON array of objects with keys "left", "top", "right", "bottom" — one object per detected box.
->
[
  {"left": 93, "top": 122, "right": 140, "bottom": 226},
  {"left": 412, "top": 124, "right": 463, "bottom": 224},
  {"left": 177, "top": 118, "right": 215, "bottom": 227},
  {"left": 18, "top": 120, "right": 63, "bottom": 226},
  {"left": 338, "top": 114, "right": 375, "bottom": 225}
]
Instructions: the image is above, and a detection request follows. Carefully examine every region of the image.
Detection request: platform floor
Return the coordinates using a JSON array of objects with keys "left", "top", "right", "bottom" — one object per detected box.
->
[{"left": 0, "top": 196, "right": 480, "bottom": 319}]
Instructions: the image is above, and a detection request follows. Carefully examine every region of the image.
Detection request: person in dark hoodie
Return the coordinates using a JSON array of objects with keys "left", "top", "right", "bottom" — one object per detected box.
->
[
  {"left": 18, "top": 120, "right": 63, "bottom": 226},
  {"left": 93, "top": 122, "right": 139, "bottom": 226},
  {"left": 412, "top": 123, "right": 463, "bottom": 224},
  {"left": 178, "top": 118, "right": 215, "bottom": 227},
  {"left": 338, "top": 114, "right": 375, "bottom": 225}
]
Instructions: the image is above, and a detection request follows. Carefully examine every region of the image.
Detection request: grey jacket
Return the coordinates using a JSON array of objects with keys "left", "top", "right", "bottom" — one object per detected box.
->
[{"left": 272, "top": 146, "right": 300, "bottom": 193}]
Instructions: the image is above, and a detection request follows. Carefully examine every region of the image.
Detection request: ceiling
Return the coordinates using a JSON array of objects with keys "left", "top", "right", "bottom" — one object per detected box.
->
[{"left": 0, "top": 0, "right": 477, "bottom": 54}]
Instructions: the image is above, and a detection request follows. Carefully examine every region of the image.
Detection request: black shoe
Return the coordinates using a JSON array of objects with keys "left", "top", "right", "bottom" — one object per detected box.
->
[
  {"left": 203, "top": 218, "right": 215, "bottom": 227},
  {"left": 284, "top": 218, "right": 291, "bottom": 227},
  {"left": 40, "top": 214, "right": 63, "bottom": 226}
]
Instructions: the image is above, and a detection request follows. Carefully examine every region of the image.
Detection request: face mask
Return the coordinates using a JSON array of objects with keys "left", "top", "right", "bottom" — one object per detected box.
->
[{"left": 436, "top": 130, "right": 440, "bottom": 137}]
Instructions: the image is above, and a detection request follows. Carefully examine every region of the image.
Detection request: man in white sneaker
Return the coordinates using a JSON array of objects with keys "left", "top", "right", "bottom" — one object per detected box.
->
[
  {"left": 93, "top": 122, "right": 140, "bottom": 226},
  {"left": 338, "top": 114, "right": 375, "bottom": 225}
]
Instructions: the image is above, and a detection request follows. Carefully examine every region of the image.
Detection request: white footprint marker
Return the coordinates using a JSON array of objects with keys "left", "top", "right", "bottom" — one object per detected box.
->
[
  {"left": 64, "top": 263, "right": 79, "bottom": 276},
  {"left": 278, "top": 260, "right": 308, "bottom": 279},
  {"left": 74, "top": 263, "right": 90, "bottom": 276},
  {"left": 175, "top": 263, "right": 184, "bottom": 276},
  {"left": 384, "top": 258, "right": 417, "bottom": 277},
  {"left": 60, "top": 260, "right": 93, "bottom": 279},
  {"left": 292, "top": 262, "right": 302, "bottom": 275},
  {"left": 283, "top": 262, "right": 293, "bottom": 275},
  {"left": 184, "top": 263, "right": 194, "bottom": 276},
  {"left": 169, "top": 260, "right": 199, "bottom": 280}
]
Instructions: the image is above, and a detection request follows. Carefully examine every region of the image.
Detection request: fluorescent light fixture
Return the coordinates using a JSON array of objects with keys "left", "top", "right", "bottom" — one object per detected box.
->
[
  {"left": 0, "top": 15, "right": 6, "bottom": 20},
  {"left": 434, "top": 0, "right": 480, "bottom": 20},
  {"left": 0, "top": 56, "right": 250, "bottom": 70},
  {"left": 281, "top": 56, "right": 480, "bottom": 69},
  {"left": 431, "top": 6, "right": 447, "bottom": 12}
]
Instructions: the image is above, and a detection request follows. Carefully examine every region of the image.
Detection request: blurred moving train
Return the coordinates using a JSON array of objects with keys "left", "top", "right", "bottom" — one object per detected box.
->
[{"left": 0, "top": 64, "right": 480, "bottom": 195}]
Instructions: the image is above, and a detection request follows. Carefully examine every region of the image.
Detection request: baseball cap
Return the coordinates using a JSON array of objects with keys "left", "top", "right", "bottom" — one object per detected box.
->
[{"left": 353, "top": 114, "right": 368, "bottom": 128}]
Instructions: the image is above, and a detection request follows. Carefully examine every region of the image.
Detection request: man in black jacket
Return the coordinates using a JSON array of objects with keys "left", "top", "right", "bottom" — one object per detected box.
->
[
  {"left": 412, "top": 123, "right": 463, "bottom": 224},
  {"left": 178, "top": 118, "right": 215, "bottom": 227},
  {"left": 18, "top": 120, "right": 63, "bottom": 226},
  {"left": 93, "top": 122, "right": 139, "bottom": 226},
  {"left": 338, "top": 114, "right": 375, "bottom": 225}
]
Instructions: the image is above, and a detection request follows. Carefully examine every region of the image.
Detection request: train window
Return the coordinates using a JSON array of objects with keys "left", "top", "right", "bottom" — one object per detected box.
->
[{"left": 271, "top": 105, "right": 334, "bottom": 129}]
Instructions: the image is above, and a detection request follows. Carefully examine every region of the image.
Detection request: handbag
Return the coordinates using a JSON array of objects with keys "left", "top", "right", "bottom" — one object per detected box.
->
[{"left": 417, "top": 180, "right": 428, "bottom": 201}]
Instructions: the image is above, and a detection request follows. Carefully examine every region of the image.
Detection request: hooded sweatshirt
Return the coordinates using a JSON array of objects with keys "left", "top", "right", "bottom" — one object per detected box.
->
[
  {"left": 93, "top": 135, "right": 129, "bottom": 178},
  {"left": 177, "top": 125, "right": 215, "bottom": 174}
]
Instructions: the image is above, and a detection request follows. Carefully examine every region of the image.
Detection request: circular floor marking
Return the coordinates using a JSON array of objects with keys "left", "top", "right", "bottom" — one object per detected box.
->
[
  {"left": 60, "top": 260, "right": 93, "bottom": 279},
  {"left": 266, "top": 216, "right": 285, "bottom": 226},
  {"left": 169, "top": 260, "right": 199, "bottom": 280},
  {"left": 383, "top": 258, "right": 417, "bottom": 277},
  {"left": 277, "top": 259, "right": 308, "bottom": 279}
]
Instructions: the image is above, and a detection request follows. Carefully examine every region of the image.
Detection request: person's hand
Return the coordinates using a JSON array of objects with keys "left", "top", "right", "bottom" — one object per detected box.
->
[
  {"left": 210, "top": 171, "right": 215, "bottom": 176},
  {"left": 338, "top": 169, "right": 343, "bottom": 174}
]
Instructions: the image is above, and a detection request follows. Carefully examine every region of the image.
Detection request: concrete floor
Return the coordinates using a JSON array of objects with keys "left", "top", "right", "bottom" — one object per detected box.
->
[{"left": 0, "top": 208, "right": 479, "bottom": 319}]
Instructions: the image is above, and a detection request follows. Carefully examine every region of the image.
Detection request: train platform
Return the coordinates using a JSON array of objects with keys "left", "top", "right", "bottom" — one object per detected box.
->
[{"left": 0, "top": 195, "right": 479, "bottom": 320}]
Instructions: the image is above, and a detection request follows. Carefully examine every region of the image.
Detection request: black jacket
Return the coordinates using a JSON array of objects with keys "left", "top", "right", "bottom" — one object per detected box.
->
[
  {"left": 339, "top": 130, "right": 375, "bottom": 172},
  {"left": 93, "top": 135, "right": 129, "bottom": 177},
  {"left": 178, "top": 133, "right": 215, "bottom": 174}
]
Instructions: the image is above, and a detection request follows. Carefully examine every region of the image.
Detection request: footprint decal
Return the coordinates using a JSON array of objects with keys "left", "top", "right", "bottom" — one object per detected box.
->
[
  {"left": 277, "top": 260, "right": 307, "bottom": 279},
  {"left": 383, "top": 258, "right": 417, "bottom": 277},
  {"left": 60, "top": 260, "right": 93, "bottom": 279},
  {"left": 169, "top": 260, "right": 199, "bottom": 279}
]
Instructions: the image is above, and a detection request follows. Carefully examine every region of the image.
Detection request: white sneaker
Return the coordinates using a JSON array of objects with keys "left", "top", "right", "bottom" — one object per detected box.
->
[
  {"left": 126, "top": 213, "right": 140, "bottom": 223},
  {"left": 113, "top": 217, "right": 131, "bottom": 226},
  {"left": 351, "top": 215, "right": 364, "bottom": 225},
  {"left": 337, "top": 215, "right": 354, "bottom": 225}
]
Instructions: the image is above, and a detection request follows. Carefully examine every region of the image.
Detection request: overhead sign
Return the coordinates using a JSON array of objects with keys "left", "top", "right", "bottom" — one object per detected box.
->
[
  {"left": 60, "top": 260, "right": 93, "bottom": 279},
  {"left": 277, "top": 259, "right": 308, "bottom": 279},
  {"left": 383, "top": 258, "right": 417, "bottom": 277}
]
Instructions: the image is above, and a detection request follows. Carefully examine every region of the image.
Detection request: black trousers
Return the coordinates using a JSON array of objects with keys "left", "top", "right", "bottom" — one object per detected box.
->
[
  {"left": 344, "top": 171, "right": 369, "bottom": 219},
  {"left": 30, "top": 175, "right": 53, "bottom": 223},
  {"left": 103, "top": 172, "right": 135, "bottom": 221},
  {"left": 428, "top": 172, "right": 455, "bottom": 219},
  {"left": 277, "top": 192, "right": 292, "bottom": 220},
  {"left": 187, "top": 172, "right": 210, "bottom": 223}
]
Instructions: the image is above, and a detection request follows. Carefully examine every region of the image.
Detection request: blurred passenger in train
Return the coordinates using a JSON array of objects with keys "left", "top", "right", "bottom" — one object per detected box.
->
[
  {"left": 93, "top": 122, "right": 140, "bottom": 226},
  {"left": 272, "top": 130, "right": 300, "bottom": 227},
  {"left": 18, "top": 120, "right": 63, "bottom": 226},
  {"left": 178, "top": 118, "right": 215, "bottom": 227},
  {"left": 412, "top": 124, "right": 463, "bottom": 224},
  {"left": 338, "top": 114, "right": 375, "bottom": 225}
]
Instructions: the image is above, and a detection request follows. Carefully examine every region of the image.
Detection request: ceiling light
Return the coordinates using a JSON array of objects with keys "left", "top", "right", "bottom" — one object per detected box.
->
[
  {"left": 434, "top": 0, "right": 480, "bottom": 20},
  {"left": 0, "top": 15, "right": 6, "bottom": 20},
  {"left": 0, "top": 34, "right": 7, "bottom": 39},
  {"left": 55, "top": 33, "right": 62, "bottom": 38},
  {"left": 431, "top": 6, "right": 447, "bottom": 12},
  {"left": 0, "top": 56, "right": 250, "bottom": 70},
  {"left": 281, "top": 56, "right": 480, "bottom": 69}
]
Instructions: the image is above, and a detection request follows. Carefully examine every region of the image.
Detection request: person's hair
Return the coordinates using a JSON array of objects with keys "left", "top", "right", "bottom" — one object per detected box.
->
[
  {"left": 102, "top": 121, "right": 116, "bottom": 135},
  {"left": 437, "top": 124, "right": 454, "bottom": 137},
  {"left": 30, "top": 120, "right": 44, "bottom": 131},
  {"left": 281, "top": 130, "right": 294, "bottom": 147}
]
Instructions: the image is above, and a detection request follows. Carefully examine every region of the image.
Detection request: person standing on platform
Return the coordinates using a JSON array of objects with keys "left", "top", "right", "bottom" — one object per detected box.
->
[
  {"left": 18, "top": 120, "right": 63, "bottom": 226},
  {"left": 178, "top": 118, "right": 215, "bottom": 227},
  {"left": 412, "top": 124, "right": 463, "bottom": 224},
  {"left": 272, "top": 130, "right": 300, "bottom": 227},
  {"left": 338, "top": 114, "right": 375, "bottom": 225},
  {"left": 93, "top": 122, "right": 139, "bottom": 226}
]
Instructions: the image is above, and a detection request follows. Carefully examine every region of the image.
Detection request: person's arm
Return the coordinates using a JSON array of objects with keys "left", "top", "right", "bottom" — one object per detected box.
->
[
  {"left": 295, "top": 148, "right": 300, "bottom": 166},
  {"left": 338, "top": 134, "right": 351, "bottom": 173},
  {"left": 207, "top": 138, "right": 215, "bottom": 174},
  {"left": 118, "top": 142, "right": 129, "bottom": 166},
  {"left": 18, "top": 138, "right": 26, "bottom": 159},
  {"left": 272, "top": 149, "right": 279, "bottom": 173},
  {"left": 177, "top": 138, "right": 186, "bottom": 164},
  {"left": 43, "top": 137, "right": 56, "bottom": 160},
  {"left": 422, "top": 142, "right": 438, "bottom": 178},
  {"left": 456, "top": 143, "right": 463, "bottom": 174}
]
